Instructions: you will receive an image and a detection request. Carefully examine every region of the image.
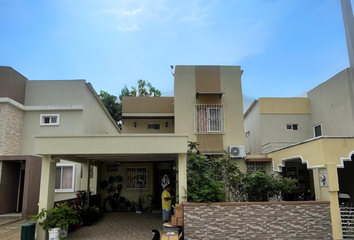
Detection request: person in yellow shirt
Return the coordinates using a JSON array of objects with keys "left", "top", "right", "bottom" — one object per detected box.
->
[{"left": 161, "top": 184, "right": 174, "bottom": 223}]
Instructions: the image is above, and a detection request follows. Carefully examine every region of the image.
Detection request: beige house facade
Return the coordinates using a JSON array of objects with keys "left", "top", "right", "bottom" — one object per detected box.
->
[
  {"left": 0, "top": 66, "right": 120, "bottom": 220},
  {"left": 29, "top": 65, "right": 246, "bottom": 240},
  {"left": 244, "top": 68, "right": 354, "bottom": 239}
]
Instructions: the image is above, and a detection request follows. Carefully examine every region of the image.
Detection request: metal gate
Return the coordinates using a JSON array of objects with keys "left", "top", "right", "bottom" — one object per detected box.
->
[{"left": 341, "top": 203, "right": 354, "bottom": 239}]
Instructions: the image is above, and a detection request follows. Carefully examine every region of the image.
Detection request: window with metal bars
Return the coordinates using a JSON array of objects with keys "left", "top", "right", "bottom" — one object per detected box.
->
[
  {"left": 126, "top": 167, "right": 147, "bottom": 189},
  {"left": 195, "top": 104, "right": 223, "bottom": 134},
  {"left": 246, "top": 162, "right": 266, "bottom": 173}
]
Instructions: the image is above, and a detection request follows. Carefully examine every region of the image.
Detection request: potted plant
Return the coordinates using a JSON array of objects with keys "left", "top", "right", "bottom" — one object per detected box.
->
[{"left": 30, "top": 203, "right": 79, "bottom": 240}]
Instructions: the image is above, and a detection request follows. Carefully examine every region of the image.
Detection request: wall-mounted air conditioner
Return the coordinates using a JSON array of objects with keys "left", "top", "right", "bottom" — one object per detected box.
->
[{"left": 228, "top": 145, "right": 246, "bottom": 158}]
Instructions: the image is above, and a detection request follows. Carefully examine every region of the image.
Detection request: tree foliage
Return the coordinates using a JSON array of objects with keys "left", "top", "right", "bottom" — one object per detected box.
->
[
  {"left": 185, "top": 141, "right": 297, "bottom": 203},
  {"left": 119, "top": 79, "right": 162, "bottom": 101},
  {"left": 99, "top": 90, "right": 121, "bottom": 123}
]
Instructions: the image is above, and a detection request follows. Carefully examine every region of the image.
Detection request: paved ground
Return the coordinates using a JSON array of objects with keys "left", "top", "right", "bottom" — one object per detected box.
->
[
  {"left": 0, "top": 219, "right": 27, "bottom": 240},
  {"left": 0, "top": 212, "right": 164, "bottom": 240},
  {"left": 66, "top": 212, "right": 163, "bottom": 240}
]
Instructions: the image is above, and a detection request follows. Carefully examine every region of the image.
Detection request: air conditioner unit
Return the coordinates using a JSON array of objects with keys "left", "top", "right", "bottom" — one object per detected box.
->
[{"left": 228, "top": 145, "right": 246, "bottom": 158}]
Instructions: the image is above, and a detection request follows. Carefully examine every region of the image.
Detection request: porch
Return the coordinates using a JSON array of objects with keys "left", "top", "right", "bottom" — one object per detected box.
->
[{"left": 34, "top": 134, "right": 188, "bottom": 240}]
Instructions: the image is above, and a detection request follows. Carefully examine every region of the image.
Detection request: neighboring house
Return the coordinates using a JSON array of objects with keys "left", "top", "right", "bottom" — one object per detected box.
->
[
  {"left": 0, "top": 66, "right": 120, "bottom": 219},
  {"left": 244, "top": 68, "right": 354, "bottom": 239}
]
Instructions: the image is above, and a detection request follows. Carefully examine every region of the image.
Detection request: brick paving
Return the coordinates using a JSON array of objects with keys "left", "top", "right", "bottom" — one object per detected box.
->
[{"left": 66, "top": 212, "right": 163, "bottom": 240}]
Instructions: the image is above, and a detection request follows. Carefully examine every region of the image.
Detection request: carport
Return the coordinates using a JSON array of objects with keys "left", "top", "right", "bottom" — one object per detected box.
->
[{"left": 34, "top": 134, "right": 188, "bottom": 240}]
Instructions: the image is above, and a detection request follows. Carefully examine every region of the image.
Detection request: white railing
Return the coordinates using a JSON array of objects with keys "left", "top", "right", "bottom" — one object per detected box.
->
[{"left": 262, "top": 141, "right": 297, "bottom": 153}]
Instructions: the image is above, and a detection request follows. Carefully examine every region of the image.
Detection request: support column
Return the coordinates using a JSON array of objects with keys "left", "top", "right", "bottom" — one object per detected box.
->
[
  {"left": 312, "top": 169, "right": 322, "bottom": 200},
  {"left": 327, "top": 163, "right": 342, "bottom": 240},
  {"left": 81, "top": 160, "right": 90, "bottom": 209},
  {"left": 37, "top": 155, "right": 57, "bottom": 240},
  {"left": 178, "top": 153, "right": 187, "bottom": 203}
]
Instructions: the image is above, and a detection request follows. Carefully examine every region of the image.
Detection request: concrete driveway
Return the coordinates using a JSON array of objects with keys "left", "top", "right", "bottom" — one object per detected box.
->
[{"left": 66, "top": 212, "right": 162, "bottom": 240}]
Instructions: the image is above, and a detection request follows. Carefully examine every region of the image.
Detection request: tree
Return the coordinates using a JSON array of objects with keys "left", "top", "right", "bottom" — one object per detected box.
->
[
  {"left": 99, "top": 90, "right": 121, "bottom": 123},
  {"left": 119, "top": 79, "right": 162, "bottom": 101}
]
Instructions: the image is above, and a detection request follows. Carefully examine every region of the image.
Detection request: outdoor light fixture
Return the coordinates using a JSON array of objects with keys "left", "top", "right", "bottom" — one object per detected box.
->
[
  {"left": 165, "top": 122, "right": 168, "bottom": 127},
  {"left": 134, "top": 122, "right": 137, "bottom": 128}
]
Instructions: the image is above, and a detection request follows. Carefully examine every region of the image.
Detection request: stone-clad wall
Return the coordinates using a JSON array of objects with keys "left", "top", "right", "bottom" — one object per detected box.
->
[
  {"left": 183, "top": 201, "right": 332, "bottom": 240},
  {"left": 0, "top": 103, "right": 24, "bottom": 155}
]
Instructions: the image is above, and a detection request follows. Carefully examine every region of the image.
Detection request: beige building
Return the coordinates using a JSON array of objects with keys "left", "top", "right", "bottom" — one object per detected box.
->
[
  {"left": 244, "top": 68, "right": 354, "bottom": 239},
  {"left": 0, "top": 66, "right": 120, "bottom": 220},
  {"left": 30, "top": 65, "right": 246, "bottom": 240}
]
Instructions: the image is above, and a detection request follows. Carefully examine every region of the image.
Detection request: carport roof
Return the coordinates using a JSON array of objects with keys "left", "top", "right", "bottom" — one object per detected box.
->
[{"left": 35, "top": 134, "right": 188, "bottom": 162}]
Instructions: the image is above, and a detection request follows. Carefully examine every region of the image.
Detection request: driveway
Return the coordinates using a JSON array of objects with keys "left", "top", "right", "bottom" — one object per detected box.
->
[{"left": 66, "top": 212, "right": 162, "bottom": 240}]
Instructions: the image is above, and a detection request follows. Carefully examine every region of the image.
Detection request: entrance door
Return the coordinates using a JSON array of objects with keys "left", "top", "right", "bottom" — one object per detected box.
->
[
  {"left": 17, "top": 169, "right": 25, "bottom": 212},
  {"left": 153, "top": 169, "right": 175, "bottom": 210}
]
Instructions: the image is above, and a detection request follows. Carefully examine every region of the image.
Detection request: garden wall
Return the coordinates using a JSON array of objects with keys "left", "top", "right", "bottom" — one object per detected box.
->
[{"left": 183, "top": 201, "right": 332, "bottom": 240}]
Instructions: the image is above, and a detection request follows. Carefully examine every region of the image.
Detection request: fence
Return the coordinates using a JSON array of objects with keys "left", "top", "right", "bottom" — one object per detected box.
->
[{"left": 341, "top": 203, "right": 354, "bottom": 239}]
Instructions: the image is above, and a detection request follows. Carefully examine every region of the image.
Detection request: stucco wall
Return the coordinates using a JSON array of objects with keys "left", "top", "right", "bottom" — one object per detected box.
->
[
  {"left": 308, "top": 68, "right": 354, "bottom": 136},
  {"left": 0, "top": 103, "right": 24, "bottom": 155},
  {"left": 260, "top": 114, "right": 312, "bottom": 147},
  {"left": 183, "top": 202, "right": 332, "bottom": 240},
  {"left": 122, "top": 119, "right": 174, "bottom": 133},
  {"left": 244, "top": 102, "right": 261, "bottom": 154},
  {"left": 0, "top": 67, "right": 27, "bottom": 104}
]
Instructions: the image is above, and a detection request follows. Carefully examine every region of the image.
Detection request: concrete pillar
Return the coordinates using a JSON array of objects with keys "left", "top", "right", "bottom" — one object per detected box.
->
[
  {"left": 81, "top": 160, "right": 90, "bottom": 209},
  {"left": 327, "top": 163, "right": 342, "bottom": 240},
  {"left": 37, "top": 155, "right": 57, "bottom": 240},
  {"left": 312, "top": 169, "right": 322, "bottom": 200},
  {"left": 178, "top": 153, "right": 187, "bottom": 203}
]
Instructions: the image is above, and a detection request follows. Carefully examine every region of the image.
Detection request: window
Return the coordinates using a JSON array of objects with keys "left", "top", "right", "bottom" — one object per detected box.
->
[
  {"left": 55, "top": 164, "right": 75, "bottom": 192},
  {"left": 195, "top": 104, "right": 223, "bottom": 134},
  {"left": 147, "top": 123, "right": 160, "bottom": 130},
  {"left": 246, "top": 162, "right": 266, "bottom": 173},
  {"left": 126, "top": 167, "right": 147, "bottom": 189},
  {"left": 286, "top": 124, "right": 298, "bottom": 130},
  {"left": 245, "top": 131, "right": 250, "bottom": 138},
  {"left": 106, "top": 164, "right": 119, "bottom": 173},
  {"left": 40, "top": 114, "right": 60, "bottom": 126},
  {"left": 313, "top": 124, "right": 322, "bottom": 137}
]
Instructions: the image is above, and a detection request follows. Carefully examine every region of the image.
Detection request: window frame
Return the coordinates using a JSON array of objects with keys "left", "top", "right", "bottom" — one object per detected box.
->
[
  {"left": 125, "top": 167, "right": 147, "bottom": 189},
  {"left": 286, "top": 124, "right": 299, "bottom": 131},
  {"left": 55, "top": 163, "right": 75, "bottom": 193},
  {"left": 40, "top": 114, "right": 60, "bottom": 126},
  {"left": 313, "top": 123, "right": 323, "bottom": 137},
  {"left": 195, "top": 104, "right": 224, "bottom": 134}
]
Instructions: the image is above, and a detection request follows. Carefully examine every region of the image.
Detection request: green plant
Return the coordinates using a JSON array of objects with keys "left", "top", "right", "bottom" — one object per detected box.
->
[
  {"left": 243, "top": 171, "right": 297, "bottom": 202},
  {"left": 101, "top": 175, "right": 124, "bottom": 211},
  {"left": 82, "top": 206, "right": 101, "bottom": 226},
  {"left": 30, "top": 203, "right": 79, "bottom": 239}
]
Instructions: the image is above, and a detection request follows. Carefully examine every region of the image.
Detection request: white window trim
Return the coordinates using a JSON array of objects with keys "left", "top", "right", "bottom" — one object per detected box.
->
[
  {"left": 55, "top": 163, "right": 75, "bottom": 193},
  {"left": 286, "top": 124, "right": 299, "bottom": 131},
  {"left": 40, "top": 114, "right": 60, "bottom": 126},
  {"left": 313, "top": 123, "right": 323, "bottom": 137},
  {"left": 125, "top": 167, "right": 147, "bottom": 190}
]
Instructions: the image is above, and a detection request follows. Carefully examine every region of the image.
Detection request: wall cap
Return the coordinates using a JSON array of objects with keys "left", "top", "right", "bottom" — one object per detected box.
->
[{"left": 182, "top": 201, "right": 330, "bottom": 206}]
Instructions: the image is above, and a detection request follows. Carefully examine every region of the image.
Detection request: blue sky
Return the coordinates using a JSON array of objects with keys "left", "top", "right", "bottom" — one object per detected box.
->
[{"left": 0, "top": 0, "right": 351, "bottom": 109}]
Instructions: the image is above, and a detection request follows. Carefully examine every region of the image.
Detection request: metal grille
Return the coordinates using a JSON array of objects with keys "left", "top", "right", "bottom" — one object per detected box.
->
[
  {"left": 246, "top": 162, "right": 266, "bottom": 172},
  {"left": 126, "top": 167, "right": 147, "bottom": 189},
  {"left": 341, "top": 203, "right": 354, "bottom": 239},
  {"left": 195, "top": 104, "right": 223, "bottom": 134}
]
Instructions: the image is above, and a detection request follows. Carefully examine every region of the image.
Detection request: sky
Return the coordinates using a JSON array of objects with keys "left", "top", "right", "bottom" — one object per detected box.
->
[{"left": 0, "top": 0, "right": 352, "bottom": 110}]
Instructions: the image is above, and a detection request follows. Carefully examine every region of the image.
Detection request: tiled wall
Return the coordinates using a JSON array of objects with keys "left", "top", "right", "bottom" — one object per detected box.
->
[
  {"left": 183, "top": 202, "right": 332, "bottom": 240},
  {"left": 0, "top": 104, "right": 23, "bottom": 155}
]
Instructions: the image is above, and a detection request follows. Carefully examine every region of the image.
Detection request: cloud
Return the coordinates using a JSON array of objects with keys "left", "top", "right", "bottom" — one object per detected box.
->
[
  {"left": 123, "top": 9, "right": 142, "bottom": 15},
  {"left": 118, "top": 24, "right": 140, "bottom": 31}
]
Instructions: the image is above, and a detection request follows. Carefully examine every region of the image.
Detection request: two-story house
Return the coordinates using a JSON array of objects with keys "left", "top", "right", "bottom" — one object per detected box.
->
[
  {"left": 244, "top": 68, "right": 354, "bottom": 238},
  {"left": 0, "top": 66, "right": 120, "bottom": 220}
]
